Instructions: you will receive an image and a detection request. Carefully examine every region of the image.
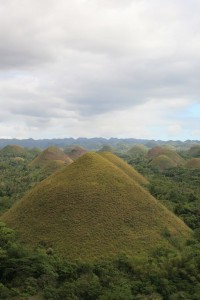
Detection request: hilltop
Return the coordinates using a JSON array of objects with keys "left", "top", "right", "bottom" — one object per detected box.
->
[
  {"left": 2, "top": 152, "right": 190, "bottom": 261},
  {"left": 29, "top": 146, "right": 73, "bottom": 168},
  {"left": 147, "top": 146, "right": 185, "bottom": 170},
  {"left": 98, "top": 145, "right": 115, "bottom": 153},
  {"left": 0, "top": 145, "right": 26, "bottom": 157},
  {"left": 65, "top": 146, "right": 87, "bottom": 160},
  {"left": 127, "top": 144, "right": 148, "bottom": 157},
  {"left": 151, "top": 155, "right": 177, "bottom": 171},
  {"left": 188, "top": 145, "right": 200, "bottom": 157},
  {"left": 185, "top": 158, "right": 200, "bottom": 169}
]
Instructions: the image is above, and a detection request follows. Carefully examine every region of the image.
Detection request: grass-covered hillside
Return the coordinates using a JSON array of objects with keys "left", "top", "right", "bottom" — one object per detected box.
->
[
  {"left": 99, "top": 151, "right": 148, "bottom": 186},
  {"left": 2, "top": 152, "right": 190, "bottom": 261}
]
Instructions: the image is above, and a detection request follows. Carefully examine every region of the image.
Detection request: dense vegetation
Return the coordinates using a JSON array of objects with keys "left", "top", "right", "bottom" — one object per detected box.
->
[
  {"left": 0, "top": 149, "right": 47, "bottom": 215},
  {"left": 125, "top": 155, "right": 200, "bottom": 232}
]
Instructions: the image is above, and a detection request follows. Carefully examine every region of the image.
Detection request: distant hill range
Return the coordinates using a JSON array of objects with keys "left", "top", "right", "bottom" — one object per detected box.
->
[{"left": 0, "top": 137, "right": 199, "bottom": 150}]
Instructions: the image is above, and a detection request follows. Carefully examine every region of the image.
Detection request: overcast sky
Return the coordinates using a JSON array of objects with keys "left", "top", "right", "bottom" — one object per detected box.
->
[{"left": 0, "top": 0, "right": 200, "bottom": 140}]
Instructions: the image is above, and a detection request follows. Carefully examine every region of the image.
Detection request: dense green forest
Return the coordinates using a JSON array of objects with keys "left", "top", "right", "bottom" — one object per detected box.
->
[
  {"left": 126, "top": 156, "right": 200, "bottom": 231},
  {"left": 1, "top": 145, "right": 200, "bottom": 299},
  {"left": 0, "top": 150, "right": 53, "bottom": 216}
]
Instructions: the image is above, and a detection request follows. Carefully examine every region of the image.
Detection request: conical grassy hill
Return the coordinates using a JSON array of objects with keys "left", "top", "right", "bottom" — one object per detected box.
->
[
  {"left": 2, "top": 153, "right": 190, "bottom": 261},
  {"left": 185, "top": 158, "right": 200, "bottom": 169},
  {"left": 0, "top": 145, "right": 26, "bottom": 157},
  {"left": 66, "top": 146, "right": 87, "bottom": 160},
  {"left": 30, "top": 146, "right": 73, "bottom": 168},
  {"left": 98, "top": 145, "right": 115, "bottom": 153},
  {"left": 99, "top": 151, "right": 148, "bottom": 186},
  {"left": 188, "top": 145, "right": 200, "bottom": 158},
  {"left": 127, "top": 144, "right": 148, "bottom": 157},
  {"left": 148, "top": 147, "right": 185, "bottom": 166},
  {"left": 151, "top": 155, "right": 177, "bottom": 171}
]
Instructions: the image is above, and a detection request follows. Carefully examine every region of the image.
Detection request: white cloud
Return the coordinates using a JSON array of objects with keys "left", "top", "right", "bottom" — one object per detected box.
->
[{"left": 0, "top": 0, "right": 200, "bottom": 139}]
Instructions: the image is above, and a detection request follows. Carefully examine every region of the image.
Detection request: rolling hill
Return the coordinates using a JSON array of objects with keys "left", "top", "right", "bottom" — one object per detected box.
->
[{"left": 1, "top": 152, "right": 190, "bottom": 261}]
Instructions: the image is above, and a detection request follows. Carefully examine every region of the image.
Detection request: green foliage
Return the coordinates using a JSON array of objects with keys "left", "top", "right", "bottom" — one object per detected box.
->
[
  {"left": 0, "top": 196, "right": 197, "bottom": 300},
  {"left": 0, "top": 150, "right": 50, "bottom": 215},
  {"left": 127, "top": 155, "right": 200, "bottom": 231},
  {"left": 148, "top": 168, "right": 200, "bottom": 230}
]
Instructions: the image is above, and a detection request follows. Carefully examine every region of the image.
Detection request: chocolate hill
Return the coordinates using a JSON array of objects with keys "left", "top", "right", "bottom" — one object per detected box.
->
[
  {"left": 188, "top": 145, "right": 200, "bottom": 158},
  {"left": 148, "top": 146, "right": 185, "bottom": 169},
  {"left": 0, "top": 145, "right": 26, "bottom": 157},
  {"left": 29, "top": 146, "right": 73, "bottom": 169},
  {"left": 151, "top": 155, "right": 177, "bottom": 171},
  {"left": 185, "top": 158, "right": 200, "bottom": 169},
  {"left": 127, "top": 145, "right": 148, "bottom": 157},
  {"left": 99, "top": 151, "right": 148, "bottom": 186},
  {"left": 2, "top": 152, "right": 190, "bottom": 261},
  {"left": 65, "top": 146, "right": 87, "bottom": 160}
]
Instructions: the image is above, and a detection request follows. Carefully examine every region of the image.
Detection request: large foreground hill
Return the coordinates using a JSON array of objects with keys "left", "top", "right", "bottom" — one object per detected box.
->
[{"left": 1, "top": 152, "right": 190, "bottom": 261}]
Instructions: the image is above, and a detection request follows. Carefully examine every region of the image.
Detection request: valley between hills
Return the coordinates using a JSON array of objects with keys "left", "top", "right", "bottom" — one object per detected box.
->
[{"left": 0, "top": 140, "right": 200, "bottom": 299}]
